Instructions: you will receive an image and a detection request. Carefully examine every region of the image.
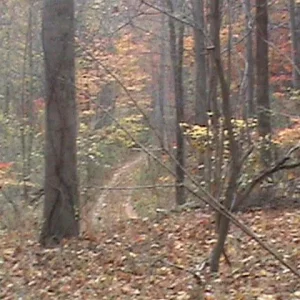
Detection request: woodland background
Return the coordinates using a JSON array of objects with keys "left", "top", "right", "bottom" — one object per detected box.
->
[{"left": 1, "top": 0, "right": 300, "bottom": 299}]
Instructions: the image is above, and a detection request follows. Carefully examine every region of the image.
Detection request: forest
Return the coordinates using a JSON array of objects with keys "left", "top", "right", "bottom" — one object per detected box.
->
[{"left": 0, "top": 0, "right": 300, "bottom": 299}]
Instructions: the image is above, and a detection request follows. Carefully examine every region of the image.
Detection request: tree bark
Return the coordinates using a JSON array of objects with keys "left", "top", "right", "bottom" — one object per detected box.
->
[
  {"left": 156, "top": 12, "right": 167, "bottom": 149},
  {"left": 289, "top": 0, "right": 300, "bottom": 89},
  {"left": 243, "top": 0, "right": 255, "bottom": 116},
  {"left": 192, "top": 0, "right": 208, "bottom": 125},
  {"left": 4, "top": 27, "right": 11, "bottom": 114},
  {"left": 207, "top": 0, "right": 220, "bottom": 127},
  {"left": 40, "top": 0, "right": 79, "bottom": 247},
  {"left": 166, "top": 0, "right": 185, "bottom": 205},
  {"left": 256, "top": 0, "right": 272, "bottom": 167}
]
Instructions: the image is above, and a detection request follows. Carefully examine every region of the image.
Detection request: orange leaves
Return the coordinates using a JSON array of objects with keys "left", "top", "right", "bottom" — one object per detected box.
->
[
  {"left": 0, "top": 162, "right": 14, "bottom": 188},
  {"left": 274, "top": 118, "right": 300, "bottom": 147},
  {"left": 76, "top": 33, "right": 152, "bottom": 115},
  {"left": 183, "top": 35, "right": 194, "bottom": 66}
]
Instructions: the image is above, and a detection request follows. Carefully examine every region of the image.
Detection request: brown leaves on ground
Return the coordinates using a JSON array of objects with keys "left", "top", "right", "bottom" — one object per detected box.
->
[{"left": 1, "top": 208, "right": 300, "bottom": 299}]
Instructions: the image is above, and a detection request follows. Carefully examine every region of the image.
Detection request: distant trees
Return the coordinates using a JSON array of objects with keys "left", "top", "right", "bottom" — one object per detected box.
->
[
  {"left": 40, "top": 0, "right": 79, "bottom": 246},
  {"left": 289, "top": 0, "right": 300, "bottom": 89}
]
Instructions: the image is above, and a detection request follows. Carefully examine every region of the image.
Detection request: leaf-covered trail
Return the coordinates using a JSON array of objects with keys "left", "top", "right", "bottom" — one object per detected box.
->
[{"left": 91, "top": 152, "right": 146, "bottom": 228}]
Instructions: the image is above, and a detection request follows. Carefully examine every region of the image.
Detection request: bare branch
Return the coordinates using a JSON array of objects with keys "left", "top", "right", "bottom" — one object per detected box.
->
[
  {"left": 235, "top": 143, "right": 300, "bottom": 209},
  {"left": 98, "top": 183, "right": 181, "bottom": 191}
]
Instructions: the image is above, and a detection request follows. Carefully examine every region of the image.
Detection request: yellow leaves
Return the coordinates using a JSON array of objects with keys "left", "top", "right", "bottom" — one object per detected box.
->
[
  {"left": 158, "top": 175, "right": 172, "bottom": 183},
  {"left": 182, "top": 117, "right": 256, "bottom": 153},
  {"left": 81, "top": 109, "right": 95, "bottom": 117},
  {"left": 257, "top": 295, "right": 276, "bottom": 300},
  {"left": 101, "top": 114, "right": 149, "bottom": 148},
  {"left": 294, "top": 290, "right": 300, "bottom": 297},
  {"left": 184, "top": 124, "right": 209, "bottom": 139}
]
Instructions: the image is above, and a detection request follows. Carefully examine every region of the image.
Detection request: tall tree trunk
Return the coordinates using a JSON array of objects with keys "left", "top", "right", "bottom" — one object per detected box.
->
[
  {"left": 26, "top": 0, "right": 35, "bottom": 201},
  {"left": 256, "top": 0, "right": 272, "bottom": 167},
  {"left": 209, "top": 0, "right": 240, "bottom": 272},
  {"left": 4, "top": 26, "right": 11, "bottom": 114},
  {"left": 227, "top": 0, "right": 232, "bottom": 88},
  {"left": 157, "top": 12, "right": 167, "bottom": 149},
  {"left": 20, "top": 12, "right": 29, "bottom": 202},
  {"left": 167, "top": 0, "right": 185, "bottom": 205},
  {"left": 289, "top": 0, "right": 300, "bottom": 89},
  {"left": 207, "top": 0, "right": 221, "bottom": 195},
  {"left": 192, "top": 0, "right": 208, "bottom": 125},
  {"left": 207, "top": 0, "right": 220, "bottom": 126},
  {"left": 40, "top": 0, "right": 79, "bottom": 247},
  {"left": 243, "top": 0, "right": 255, "bottom": 116}
]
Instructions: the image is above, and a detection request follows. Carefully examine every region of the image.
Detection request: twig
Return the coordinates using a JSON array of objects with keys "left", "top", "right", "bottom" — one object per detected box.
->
[
  {"left": 157, "top": 258, "right": 206, "bottom": 284},
  {"left": 98, "top": 183, "right": 181, "bottom": 191},
  {"left": 240, "top": 145, "right": 255, "bottom": 166}
]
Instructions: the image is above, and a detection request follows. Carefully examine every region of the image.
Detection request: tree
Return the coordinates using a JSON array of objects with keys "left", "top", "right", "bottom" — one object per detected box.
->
[
  {"left": 243, "top": 0, "right": 255, "bottom": 116},
  {"left": 166, "top": 0, "right": 185, "bottom": 205},
  {"left": 256, "top": 0, "right": 272, "bottom": 166},
  {"left": 192, "top": 0, "right": 207, "bottom": 126},
  {"left": 289, "top": 0, "right": 300, "bottom": 89},
  {"left": 155, "top": 12, "right": 168, "bottom": 150},
  {"left": 209, "top": 0, "right": 240, "bottom": 272},
  {"left": 40, "top": 0, "right": 79, "bottom": 246}
]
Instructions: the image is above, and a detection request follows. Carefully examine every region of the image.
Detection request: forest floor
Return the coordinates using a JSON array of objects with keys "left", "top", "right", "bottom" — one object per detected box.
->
[{"left": 1, "top": 156, "right": 300, "bottom": 299}]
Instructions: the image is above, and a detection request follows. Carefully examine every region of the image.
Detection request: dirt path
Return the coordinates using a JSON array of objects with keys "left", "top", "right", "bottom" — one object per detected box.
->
[{"left": 91, "top": 153, "right": 146, "bottom": 229}]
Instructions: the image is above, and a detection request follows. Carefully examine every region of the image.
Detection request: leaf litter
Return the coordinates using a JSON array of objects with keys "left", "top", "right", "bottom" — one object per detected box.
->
[{"left": 0, "top": 208, "right": 300, "bottom": 299}]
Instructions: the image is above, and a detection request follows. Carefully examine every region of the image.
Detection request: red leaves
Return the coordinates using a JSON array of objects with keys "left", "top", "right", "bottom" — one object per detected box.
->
[{"left": 0, "top": 162, "right": 13, "bottom": 171}]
